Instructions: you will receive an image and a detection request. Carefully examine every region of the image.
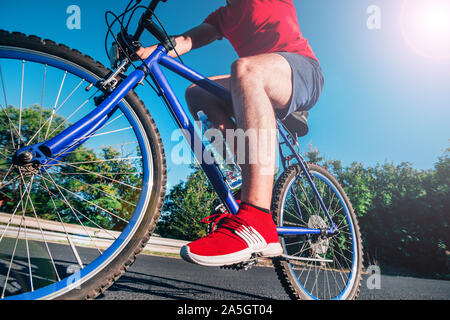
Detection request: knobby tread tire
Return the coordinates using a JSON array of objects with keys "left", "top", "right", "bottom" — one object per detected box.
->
[
  {"left": 271, "top": 163, "right": 364, "bottom": 300},
  {"left": 0, "top": 30, "right": 167, "bottom": 300}
]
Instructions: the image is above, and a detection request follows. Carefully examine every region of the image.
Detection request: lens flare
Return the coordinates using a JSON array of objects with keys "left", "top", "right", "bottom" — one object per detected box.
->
[{"left": 400, "top": 0, "right": 450, "bottom": 60}]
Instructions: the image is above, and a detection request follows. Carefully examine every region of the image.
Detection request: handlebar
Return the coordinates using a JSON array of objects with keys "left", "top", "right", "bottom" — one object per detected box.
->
[
  {"left": 148, "top": 0, "right": 167, "bottom": 14},
  {"left": 109, "top": 0, "right": 171, "bottom": 69},
  {"left": 132, "top": 0, "right": 167, "bottom": 42}
]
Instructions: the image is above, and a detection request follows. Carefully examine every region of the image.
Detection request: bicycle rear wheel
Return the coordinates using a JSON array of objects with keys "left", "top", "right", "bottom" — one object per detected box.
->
[
  {"left": 0, "top": 30, "right": 166, "bottom": 299},
  {"left": 271, "top": 164, "right": 363, "bottom": 300}
]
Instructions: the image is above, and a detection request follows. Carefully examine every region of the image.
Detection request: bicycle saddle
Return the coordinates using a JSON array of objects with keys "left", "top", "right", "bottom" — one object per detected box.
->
[{"left": 281, "top": 110, "right": 309, "bottom": 138}]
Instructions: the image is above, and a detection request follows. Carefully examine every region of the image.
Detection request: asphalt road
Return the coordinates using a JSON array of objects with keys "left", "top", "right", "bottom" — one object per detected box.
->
[
  {"left": 98, "top": 254, "right": 450, "bottom": 300},
  {"left": 1, "top": 238, "right": 448, "bottom": 300}
]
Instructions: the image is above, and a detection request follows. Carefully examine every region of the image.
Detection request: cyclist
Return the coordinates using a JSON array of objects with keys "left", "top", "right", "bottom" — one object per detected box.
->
[{"left": 137, "top": 0, "right": 324, "bottom": 267}]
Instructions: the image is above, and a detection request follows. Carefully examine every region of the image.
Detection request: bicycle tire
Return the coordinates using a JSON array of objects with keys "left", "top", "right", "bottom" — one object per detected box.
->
[
  {"left": 0, "top": 30, "right": 166, "bottom": 300},
  {"left": 271, "top": 163, "right": 363, "bottom": 300}
]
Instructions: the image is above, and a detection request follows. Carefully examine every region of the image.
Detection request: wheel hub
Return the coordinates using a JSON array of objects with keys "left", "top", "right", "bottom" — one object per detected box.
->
[
  {"left": 12, "top": 150, "right": 33, "bottom": 166},
  {"left": 10, "top": 150, "right": 41, "bottom": 177},
  {"left": 307, "top": 215, "right": 330, "bottom": 256}
]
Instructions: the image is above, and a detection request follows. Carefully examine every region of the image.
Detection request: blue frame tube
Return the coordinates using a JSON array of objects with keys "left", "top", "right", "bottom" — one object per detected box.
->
[
  {"left": 43, "top": 68, "right": 146, "bottom": 157},
  {"left": 277, "top": 226, "right": 322, "bottom": 236},
  {"left": 159, "top": 54, "right": 232, "bottom": 104},
  {"left": 146, "top": 47, "right": 240, "bottom": 215}
]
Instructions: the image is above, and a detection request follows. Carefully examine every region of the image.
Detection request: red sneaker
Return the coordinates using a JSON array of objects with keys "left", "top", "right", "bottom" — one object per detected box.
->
[{"left": 180, "top": 203, "right": 283, "bottom": 267}]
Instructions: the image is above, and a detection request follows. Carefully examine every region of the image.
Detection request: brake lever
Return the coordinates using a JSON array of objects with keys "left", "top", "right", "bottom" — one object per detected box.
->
[{"left": 116, "top": 32, "right": 143, "bottom": 62}]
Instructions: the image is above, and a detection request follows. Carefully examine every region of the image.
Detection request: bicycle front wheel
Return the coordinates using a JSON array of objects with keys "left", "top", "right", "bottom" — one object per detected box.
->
[
  {"left": 271, "top": 163, "right": 363, "bottom": 300},
  {"left": 0, "top": 30, "right": 166, "bottom": 299}
]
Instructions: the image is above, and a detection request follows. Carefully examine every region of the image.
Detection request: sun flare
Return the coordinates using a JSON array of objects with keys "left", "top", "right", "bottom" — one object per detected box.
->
[{"left": 400, "top": 0, "right": 450, "bottom": 60}]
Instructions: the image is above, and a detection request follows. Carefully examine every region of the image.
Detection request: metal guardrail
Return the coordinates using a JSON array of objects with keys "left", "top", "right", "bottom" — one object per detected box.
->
[{"left": 0, "top": 212, "right": 188, "bottom": 254}]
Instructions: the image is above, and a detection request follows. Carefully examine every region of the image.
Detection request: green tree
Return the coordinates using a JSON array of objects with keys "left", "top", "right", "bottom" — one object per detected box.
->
[
  {"left": 305, "top": 144, "right": 323, "bottom": 164},
  {"left": 0, "top": 105, "right": 143, "bottom": 231},
  {"left": 156, "top": 165, "right": 219, "bottom": 241},
  {"left": 300, "top": 147, "right": 449, "bottom": 279}
]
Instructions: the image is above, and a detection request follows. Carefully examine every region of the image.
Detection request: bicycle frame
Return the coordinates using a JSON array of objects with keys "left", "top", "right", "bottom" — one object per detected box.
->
[{"left": 21, "top": 45, "right": 337, "bottom": 236}]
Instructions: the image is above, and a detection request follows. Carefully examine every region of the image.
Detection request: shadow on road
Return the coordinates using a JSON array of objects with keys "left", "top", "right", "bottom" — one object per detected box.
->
[{"left": 102, "top": 269, "right": 274, "bottom": 300}]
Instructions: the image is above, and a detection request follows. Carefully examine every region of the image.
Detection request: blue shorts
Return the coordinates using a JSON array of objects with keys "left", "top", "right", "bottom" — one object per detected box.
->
[{"left": 275, "top": 52, "right": 324, "bottom": 120}]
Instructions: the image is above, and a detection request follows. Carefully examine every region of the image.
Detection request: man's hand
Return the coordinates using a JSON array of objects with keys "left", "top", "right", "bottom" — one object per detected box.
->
[
  {"left": 135, "top": 44, "right": 158, "bottom": 60},
  {"left": 136, "top": 23, "right": 221, "bottom": 60}
]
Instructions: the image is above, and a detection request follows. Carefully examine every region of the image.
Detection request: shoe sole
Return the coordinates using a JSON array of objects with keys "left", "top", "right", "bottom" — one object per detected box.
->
[{"left": 180, "top": 243, "right": 283, "bottom": 267}]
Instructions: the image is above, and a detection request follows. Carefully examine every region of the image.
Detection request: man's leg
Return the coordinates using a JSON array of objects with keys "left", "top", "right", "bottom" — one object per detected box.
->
[
  {"left": 180, "top": 53, "right": 293, "bottom": 266},
  {"left": 230, "top": 53, "right": 293, "bottom": 210},
  {"left": 185, "top": 55, "right": 293, "bottom": 210},
  {"left": 185, "top": 75, "right": 235, "bottom": 133}
]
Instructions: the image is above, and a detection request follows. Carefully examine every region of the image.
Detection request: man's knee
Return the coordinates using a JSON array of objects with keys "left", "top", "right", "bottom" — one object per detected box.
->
[{"left": 231, "top": 57, "right": 263, "bottom": 83}]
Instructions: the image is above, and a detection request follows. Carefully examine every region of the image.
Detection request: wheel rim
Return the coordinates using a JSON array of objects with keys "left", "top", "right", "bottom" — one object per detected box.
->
[
  {"left": 0, "top": 46, "right": 154, "bottom": 299},
  {"left": 279, "top": 169, "right": 358, "bottom": 300}
]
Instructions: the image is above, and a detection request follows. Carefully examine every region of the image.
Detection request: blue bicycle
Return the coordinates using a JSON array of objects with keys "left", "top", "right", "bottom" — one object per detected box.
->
[{"left": 0, "top": 0, "right": 363, "bottom": 300}]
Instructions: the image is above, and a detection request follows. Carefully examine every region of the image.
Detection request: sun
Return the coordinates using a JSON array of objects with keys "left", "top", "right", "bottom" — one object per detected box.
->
[{"left": 400, "top": 0, "right": 450, "bottom": 60}]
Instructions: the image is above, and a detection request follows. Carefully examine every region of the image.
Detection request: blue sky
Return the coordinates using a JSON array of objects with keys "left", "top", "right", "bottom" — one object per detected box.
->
[{"left": 1, "top": 0, "right": 449, "bottom": 189}]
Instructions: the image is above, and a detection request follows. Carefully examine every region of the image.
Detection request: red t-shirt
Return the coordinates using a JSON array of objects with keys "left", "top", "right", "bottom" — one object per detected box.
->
[{"left": 204, "top": 0, "right": 318, "bottom": 61}]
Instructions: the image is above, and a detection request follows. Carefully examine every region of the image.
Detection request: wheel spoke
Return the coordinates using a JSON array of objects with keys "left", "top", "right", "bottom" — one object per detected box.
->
[
  {"left": 0, "top": 149, "right": 9, "bottom": 159},
  {"left": 26, "top": 78, "right": 85, "bottom": 146},
  {"left": 1, "top": 214, "right": 25, "bottom": 298},
  {"left": 45, "top": 91, "right": 98, "bottom": 141},
  {"left": 38, "top": 170, "right": 129, "bottom": 225},
  {"left": 0, "top": 175, "right": 20, "bottom": 191},
  {"left": 17, "top": 60, "right": 25, "bottom": 148},
  {"left": 47, "top": 156, "right": 142, "bottom": 167},
  {"left": 54, "top": 79, "right": 85, "bottom": 114},
  {"left": 77, "top": 127, "right": 133, "bottom": 141},
  {"left": 18, "top": 172, "right": 61, "bottom": 282},
  {"left": 0, "top": 163, "right": 14, "bottom": 185},
  {"left": 0, "top": 176, "right": 34, "bottom": 298},
  {"left": 36, "top": 177, "right": 118, "bottom": 243},
  {"left": 38, "top": 168, "right": 103, "bottom": 254},
  {"left": 46, "top": 170, "right": 137, "bottom": 208},
  {"left": 0, "top": 193, "right": 28, "bottom": 243},
  {"left": 38, "top": 64, "right": 47, "bottom": 143},
  {"left": 44, "top": 71, "right": 67, "bottom": 140},
  {"left": 18, "top": 184, "right": 34, "bottom": 292},
  {"left": 44, "top": 156, "right": 142, "bottom": 191},
  {"left": 0, "top": 63, "right": 17, "bottom": 149}
]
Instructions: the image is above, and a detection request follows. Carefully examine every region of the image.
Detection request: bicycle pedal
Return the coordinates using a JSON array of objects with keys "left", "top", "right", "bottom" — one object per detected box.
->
[{"left": 221, "top": 255, "right": 258, "bottom": 271}]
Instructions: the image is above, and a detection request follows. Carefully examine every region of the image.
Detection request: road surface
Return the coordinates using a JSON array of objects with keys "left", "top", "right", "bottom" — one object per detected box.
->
[
  {"left": 1, "top": 238, "right": 448, "bottom": 300},
  {"left": 97, "top": 254, "right": 450, "bottom": 300}
]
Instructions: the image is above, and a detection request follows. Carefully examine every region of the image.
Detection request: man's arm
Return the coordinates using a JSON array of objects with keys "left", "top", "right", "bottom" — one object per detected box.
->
[{"left": 136, "top": 23, "right": 221, "bottom": 59}]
